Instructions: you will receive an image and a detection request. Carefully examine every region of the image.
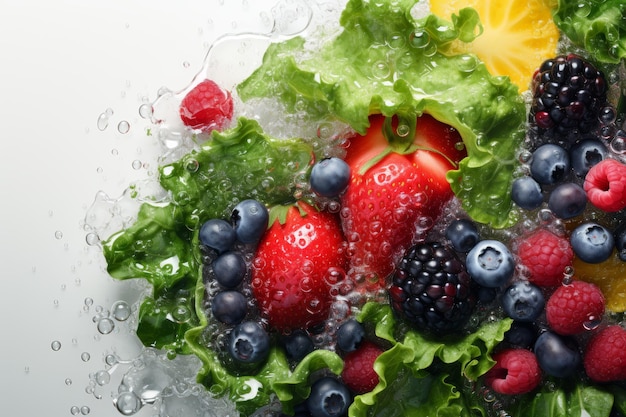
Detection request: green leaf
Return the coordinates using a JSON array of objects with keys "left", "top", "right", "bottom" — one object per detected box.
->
[{"left": 238, "top": 0, "right": 526, "bottom": 228}]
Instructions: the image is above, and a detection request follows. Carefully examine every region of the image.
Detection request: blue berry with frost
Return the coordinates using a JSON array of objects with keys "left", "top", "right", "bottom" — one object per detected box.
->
[
  {"left": 306, "top": 377, "right": 352, "bottom": 417},
  {"left": 547, "top": 182, "right": 587, "bottom": 219},
  {"left": 534, "top": 330, "right": 581, "bottom": 378},
  {"left": 501, "top": 281, "right": 545, "bottom": 322},
  {"left": 228, "top": 321, "right": 270, "bottom": 365},
  {"left": 445, "top": 218, "right": 480, "bottom": 252},
  {"left": 232, "top": 199, "right": 269, "bottom": 244},
  {"left": 310, "top": 157, "right": 350, "bottom": 198},
  {"left": 211, "top": 290, "right": 248, "bottom": 325},
  {"left": 200, "top": 218, "right": 236, "bottom": 253},
  {"left": 212, "top": 251, "right": 247, "bottom": 288},
  {"left": 570, "top": 138, "right": 607, "bottom": 176},
  {"left": 336, "top": 319, "right": 365, "bottom": 352},
  {"left": 282, "top": 330, "right": 314, "bottom": 362},
  {"left": 511, "top": 176, "right": 543, "bottom": 210},
  {"left": 465, "top": 240, "right": 514, "bottom": 288},
  {"left": 530, "top": 144, "right": 570, "bottom": 185},
  {"left": 570, "top": 222, "right": 614, "bottom": 264}
]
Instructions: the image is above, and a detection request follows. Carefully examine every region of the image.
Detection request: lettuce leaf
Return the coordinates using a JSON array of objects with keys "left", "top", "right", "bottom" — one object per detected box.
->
[
  {"left": 238, "top": 0, "right": 526, "bottom": 228},
  {"left": 552, "top": 0, "right": 626, "bottom": 64}
]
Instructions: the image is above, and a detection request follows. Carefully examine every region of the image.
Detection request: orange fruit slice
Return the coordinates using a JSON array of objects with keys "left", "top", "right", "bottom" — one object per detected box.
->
[
  {"left": 430, "top": 0, "right": 560, "bottom": 92},
  {"left": 574, "top": 251, "right": 626, "bottom": 312}
]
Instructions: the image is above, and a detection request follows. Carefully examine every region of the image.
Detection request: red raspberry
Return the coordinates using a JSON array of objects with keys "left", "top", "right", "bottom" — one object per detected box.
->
[
  {"left": 584, "top": 325, "right": 626, "bottom": 382},
  {"left": 516, "top": 229, "right": 573, "bottom": 287},
  {"left": 179, "top": 79, "right": 233, "bottom": 133},
  {"left": 341, "top": 341, "right": 383, "bottom": 394},
  {"left": 546, "top": 280, "right": 605, "bottom": 335},
  {"left": 584, "top": 158, "right": 626, "bottom": 212},
  {"left": 484, "top": 348, "right": 542, "bottom": 395}
]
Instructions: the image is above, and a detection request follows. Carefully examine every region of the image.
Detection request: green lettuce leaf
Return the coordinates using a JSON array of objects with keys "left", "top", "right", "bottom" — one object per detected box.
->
[
  {"left": 350, "top": 303, "right": 511, "bottom": 417},
  {"left": 238, "top": 0, "right": 526, "bottom": 228},
  {"left": 552, "top": 0, "right": 626, "bottom": 64}
]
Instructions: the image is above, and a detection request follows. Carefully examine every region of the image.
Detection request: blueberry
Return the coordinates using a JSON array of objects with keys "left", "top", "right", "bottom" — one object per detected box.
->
[
  {"left": 445, "top": 218, "right": 480, "bottom": 252},
  {"left": 570, "top": 138, "right": 607, "bottom": 176},
  {"left": 530, "top": 144, "right": 570, "bottom": 185},
  {"left": 212, "top": 251, "right": 247, "bottom": 288},
  {"left": 310, "top": 157, "right": 351, "bottom": 198},
  {"left": 511, "top": 176, "right": 544, "bottom": 210},
  {"left": 534, "top": 331, "right": 581, "bottom": 378},
  {"left": 570, "top": 222, "right": 614, "bottom": 263},
  {"left": 465, "top": 240, "right": 514, "bottom": 288},
  {"left": 199, "top": 218, "right": 236, "bottom": 253},
  {"left": 615, "top": 221, "right": 626, "bottom": 261},
  {"left": 547, "top": 182, "right": 587, "bottom": 219},
  {"left": 336, "top": 319, "right": 365, "bottom": 352},
  {"left": 306, "top": 377, "right": 352, "bottom": 417},
  {"left": 500, "top": 281, "right": 545, "bottom": 322},
  {"left": 504, "top": 322, "right": 537, "bottom": 348},
  {"left": 228, "top": 321, "right": 270, "bottom": 364},
  {"left": 211, "top": 290, "right": 248, "bottom": 325},
  {"left": 231, "top": 199, "right": 269, "bottom": 244},
  {"left": 282, "top": 330, "right": 315, "bottom": 362}
]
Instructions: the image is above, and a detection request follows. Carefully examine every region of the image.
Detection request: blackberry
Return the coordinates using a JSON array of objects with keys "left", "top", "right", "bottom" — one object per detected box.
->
[
  {"left": 530, "top": 54, "right": 607, "bottom": 138},
  {"left": 389, "top": 242, "right": 476, "bottom": 333}
]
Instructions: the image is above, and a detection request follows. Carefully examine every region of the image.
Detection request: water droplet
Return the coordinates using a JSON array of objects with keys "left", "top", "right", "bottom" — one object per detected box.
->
[
  {"left": 584, "top": 315, "right": 602, "bottom": 330},
  {"left": 80, "top": 406, "right": 90, "bottom": 415},
  {"left": 55, "top": 231, "right": 64, "bottom": 239},
  {"left": 457, "top": 54, "right": 478, "bottom": 73},
  {"left": 138, "top": 103, "right": 153, "bottom": 119},
  {"left": 95, "top": 370, "right": 111, "bottom": 386},
  {"left": 65, "top": 378, "right": 72, "bottom": 386},
  {"left": 117, "top": 120, "right": 130, "bottom": 134},
  {"left": 81, "top": 352, "right": 91, "bottom": 362},
  {"left": 396, "top": 124, "right": 410, "bottom": 137},
  {"left": 97, "top": 318, "right": 115, "bottom": 334},
  {"left": 131, "top": 160, "right": 142, "bottom": 170},
  {"left": 51, "top": 340, "right": 62, "bottom": 351},
  {"left": 85, "top": 233, "right": 100, "bottom": 246},
  {"left": 112, "top": 301, "right": 132, "bottom": 321},
  {"left": 70, "top": 406, "right": 80, "bottom": 415},
  {"left": 105, "top": 354, "right": 119, "bottom": 366},
  {"left": 97, "top": 108, "right": 114, "bottom": 131},
  {"left": 116, "top": 392, "right": 143, "bottom": 415}
]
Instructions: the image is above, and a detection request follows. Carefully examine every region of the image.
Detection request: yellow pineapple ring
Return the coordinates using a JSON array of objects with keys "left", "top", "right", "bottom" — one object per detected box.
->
[
  {"left": 574, "top": 252, "right": 626, "bottom": 313},
  {"left": 430, "top": 0, "right": 560, "bottom": 92}
]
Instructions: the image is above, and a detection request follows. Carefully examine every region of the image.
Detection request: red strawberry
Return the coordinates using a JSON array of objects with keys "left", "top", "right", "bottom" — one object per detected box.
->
[
  {"left": 516, "top": 228, "right": 573, "bottom": 287},
  {"left": 484, "top": 348, "right": 542, "bottom": 395},
  {"left": 341, "top": 114, "right": 466, "bottom": 292},
  {"left": 179, "top": 79, "right": 233, "bottom": 133},
  {"left": 341, "top": 341, "right": 383, "bottom": 394},
  {"left": 546, "top": 280, "right": 605, "bottom": 335},
  {"left": 584, "top": 158, "right": 626, "bottom": 212},
  {"left": 251, "top": 202, "right": 347, "bottom": 332},
  {"left": 584, "top": 325, "right": 626, "bottom": 382}
]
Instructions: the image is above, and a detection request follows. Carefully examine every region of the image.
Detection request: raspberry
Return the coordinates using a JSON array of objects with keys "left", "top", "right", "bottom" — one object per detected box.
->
[
  {"left": 484, "top": 348, "right": 542, "bottom": 395},
  {"left": 584, "top": 325, "right": 626, "bottom": 382},
  {"left": 179, "top": 79, "right": 233, "bottom": 133},
  {"left": 529, "top": 54, "right": 607, "bottom": 137},
  {"left": 546, "top": 280, "right": 605, "bottom": 335},
  {"left": 516, "top": 229, "right": 573, "bottom": 287},
  {"left": 341, "top": 341, "right": 383, "bottom": 394},
  {"left": 389, "top": 242, "right": 476, "bottom": 333},
  {"left": 583, "top": 158, "right": 626, "bottom": 212}
]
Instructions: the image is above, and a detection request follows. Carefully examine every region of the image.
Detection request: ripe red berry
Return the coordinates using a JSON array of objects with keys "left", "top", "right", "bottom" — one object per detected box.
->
[
  {"left": 584, "top": 158, "right": 626, "bottom": 212},
  {"left": 516, "top": 229, "right": 573, "bottom": 287},
  {"left": 484, "top": 348, "right": 542, "bottom": 395},
  {"left": 546, "top": 280, "right": 605, "bottom": 335},
  {"left": 341, "top": 341, "right": 383, "bottom": 394},
  {"left": 179, "top": 79, "right": 233, "bottom": 133},
  {"left": 584, "top": 325, "right": 626, "bottom": 382}
]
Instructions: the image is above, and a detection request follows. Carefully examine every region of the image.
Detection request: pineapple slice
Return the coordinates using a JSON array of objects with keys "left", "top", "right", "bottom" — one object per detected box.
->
[
  {"left": 430, "top": 0, "right": 559, "bottom": 92},
  {"left": 574, "top": 252, "right": 626, "bottom": 313}
]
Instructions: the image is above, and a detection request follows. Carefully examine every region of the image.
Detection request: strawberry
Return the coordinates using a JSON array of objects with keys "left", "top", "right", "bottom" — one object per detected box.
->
[
  {"left": 484, "top": 348, "right": 542, "bottom": 395},
  {"left": 584, "top": 325, "right": 626, "bottom": 382},
  {"left": 179, "top": 79, "right": 233, "bottom": 133},
  {"left": 341, "top": 341, "right": 383, "bottom": 394},
  {"left": 545, "top": 280, "right": 605, "bottom": 335},
  {"left": 584, "top": 158, "right": 626, "bottom": 212},
  {"left": 340, "top": 114, "right": 466, "bottom": 292},
  {"left": 515, "top": 228, "right": 573, "bottom": 287},
  {"left": 250, "top": 202, "right": 347, "bottom": 332}
]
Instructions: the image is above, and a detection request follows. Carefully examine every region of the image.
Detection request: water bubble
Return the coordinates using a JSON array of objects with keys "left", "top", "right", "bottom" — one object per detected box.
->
[
  {"left": 84, "top": 298, "right": 93, "bottom": 307},
  {"left": 410, "top": 30, "right": 431, "bottom": 48},
  {"left": 116, "top": 392, "right": 143, "bottom": 415},
  {"left": 105, "top": 354, "right": 119, "bottom": 366},
  {"left": 97, "top": 317, "right": 115, "bottom": 334},
  {"left": 80, "top": 406, "right": 90, "bottom": 415},
  {"left": 117, "top": 120, "right": 131, "bottom": 134},
  {"left": 81, "top": 352, "right": 91, "bottom": 362},
  {"left": 112, "top": 301, "right": 132, "bottom": 321},
  {"left": 131, "top": 160, "right": 142, "bottom": 170},
  {"left": 583, "top": 315, "right": 602, "bottom": 330},
  {"left": 457, "top": 54, "right": 478, "bottom": 73},
  {"left": 70, "top": 406, "right": 80, "bottom": 415},
  {"left": 55, "top": 230, "right": 63, "bottom": 239},
  {"left": 396, "top": 124, "right": 410, "bottom": 137},
  {"left": 138, "top": 103, "right": 153, "bottom": 119},
  {"left": 97, "top": 109, "right": 114, "bottom": 131},
  {"left": 51, "top": 340, "right": 62, "bottom": 351},
  {"left": 85, "top": 233, "right": 100, "bottom": 246},
  {"left": 371, "top": 61, "right": 390, "bottom": 79},
  {"left": 65, "top": 378, "right": 72, "bottom": 386},
  {"left": 95, "top": 370, "right": 111, "bottom": 385}
]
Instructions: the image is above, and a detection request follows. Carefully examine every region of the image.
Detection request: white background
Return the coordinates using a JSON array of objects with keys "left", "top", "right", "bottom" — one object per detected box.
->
[{"left": 0, "top": 1, "right": 278, "bottom": 415}]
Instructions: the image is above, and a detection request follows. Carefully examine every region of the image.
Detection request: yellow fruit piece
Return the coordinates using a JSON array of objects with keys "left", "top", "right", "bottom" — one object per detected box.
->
[
  {"left": 430, "top": 0, "right": 560, "bottom": 92},
  {"left": 574, "top": 252, "right": 626, "bottom": 312}
]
